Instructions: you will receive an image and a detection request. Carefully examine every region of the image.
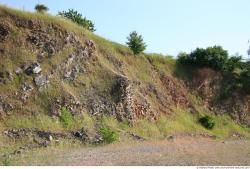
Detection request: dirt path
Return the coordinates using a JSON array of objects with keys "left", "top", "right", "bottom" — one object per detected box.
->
[{"left": 36, "top": 137, "right": 250, "bottom": 166}]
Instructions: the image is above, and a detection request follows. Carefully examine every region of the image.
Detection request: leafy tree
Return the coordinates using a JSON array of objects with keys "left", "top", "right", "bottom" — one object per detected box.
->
[
  {"left": 34, "top": 4, "right": 49, "bottom": 13},
  {"left": 58, "top": 9, "right": 95, "bottom": 32},
  {"left": 177, "top": 46, "right": 229, "bottom": 71},
  {"left": 126, "top": 31, "right": 147, "bottom": 55},
  {"left": 225, "top": 55, "right": 242, "bottom": 72},
  {"left": 177, "top": 52, "right": 190, "bottom": 64}
]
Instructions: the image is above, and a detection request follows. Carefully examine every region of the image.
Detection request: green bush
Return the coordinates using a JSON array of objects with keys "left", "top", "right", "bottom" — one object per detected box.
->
[
  {"left": 198, "top": 115, "right": 215, "bottom": 129},
  {"left": 60, "top": 107, "right": 74, "bottom": 128},
  {"left": 58, "top": 9, "right": 95, "bottom": 32},
  {"left": 99, "top": 127, "right": 119, "bottom": 144},
  {"left": 34, "top": 4, "right": 49, "bottom": 13},
  {"left": 177, "top": 46, "right": 229, "bottom": 71},
  {"left": 177, "top": 46, "right": 245, "bottom": 74},
  {"left": 126, "top": 31, "right": 146, "bottom": 55},
  {"left": 225, "top": 55, "right": 242, "bottom": 72}
]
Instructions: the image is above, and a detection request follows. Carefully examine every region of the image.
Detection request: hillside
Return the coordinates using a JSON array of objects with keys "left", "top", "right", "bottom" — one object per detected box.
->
[{"left": 0, "top": 6, "right": 250, "bottom": 163}]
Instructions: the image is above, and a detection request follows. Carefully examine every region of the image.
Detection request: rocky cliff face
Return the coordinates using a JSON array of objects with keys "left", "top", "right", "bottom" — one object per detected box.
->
[
  {"left": 189, "top": 68, "right": 250, "bottom": 126},
  {"left": 0, "top": 6, "right": 249, "bottom": 126}
]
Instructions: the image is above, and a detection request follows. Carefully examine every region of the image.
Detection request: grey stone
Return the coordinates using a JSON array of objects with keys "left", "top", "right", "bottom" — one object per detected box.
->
[
  {"left": 34, "top": 75, "right": 49, "bottom": 86},
  {"left": 15, "top": 67, "right": 23, "bottom": 74},
  {"left": 32, "top": 63, "right": 42, "bottom": 74},
  {"left": 21, "top": 83, "right": 33, "bottom": 92},
  {"left": 23, "top": 62, "right": 42, "bottom": 75}
]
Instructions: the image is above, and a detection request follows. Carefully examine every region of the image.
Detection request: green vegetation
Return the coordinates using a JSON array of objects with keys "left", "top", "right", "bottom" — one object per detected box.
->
[
  {"left": 177, "top": 46, "right": 250, "bottom": 94},
  {"left": 240, "top": 61, "right": 250, "bottom": 93},
  {"left": 2, "top": 157, "right": 11, "bottom": 166},
  {"left": 98, "top": 127, "right": 119, "bottom": 144},
  {"left": 34, "top": 4, "right": 49, "bottom": 13},
  {"left": 199, "top": 115, "right": 215, "bottom": 129},
  {"left": 0, "top": 7, "right": 250, "bottom": 164},
  {"left": 60, "top": 107, "right": 74, "bottom": 128},
  {"left": 126, "top": 31, "right": 147, "bottom": 55},
  {"left": 177, "top": 46, "right": 230, "bottom": 71},
  {"left": 58, "top": 9, "right": 95, "bottom": 32}
]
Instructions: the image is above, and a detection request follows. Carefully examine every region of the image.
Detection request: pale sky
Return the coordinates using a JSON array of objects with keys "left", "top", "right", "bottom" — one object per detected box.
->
[{"left": 1, "top": 0, "right": 250, "bottom": 57}]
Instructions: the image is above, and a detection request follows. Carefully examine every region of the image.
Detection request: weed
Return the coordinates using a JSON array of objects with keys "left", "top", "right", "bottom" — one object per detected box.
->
[
  {"left": 98, "top": 127, "right": 119, "bottom": 144},
  {"left": 60, "top": 107, "right": 74, "bottom": 128},
  {"left": 199, "top": 115, "right": 215, "bottom": 129}
]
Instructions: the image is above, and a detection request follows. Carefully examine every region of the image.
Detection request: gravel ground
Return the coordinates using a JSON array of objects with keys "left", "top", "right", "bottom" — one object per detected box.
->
[{"left": 33, "top": 137, "right": 250, "bottom": 166}]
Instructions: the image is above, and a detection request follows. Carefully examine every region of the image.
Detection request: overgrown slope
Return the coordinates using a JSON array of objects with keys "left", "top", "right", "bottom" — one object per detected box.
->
[{"left": 0, "top": 5, "right": 249, "bottom": 148}]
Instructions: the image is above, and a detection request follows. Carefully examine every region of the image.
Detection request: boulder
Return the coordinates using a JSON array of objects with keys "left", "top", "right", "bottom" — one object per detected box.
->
[
  {"left": 72, "top": 128, "right": 89, "bottom": 141},
  {"left": 23, "top": 62, "right": 42, "bottom": 75},
  {"left": 34, "top": 74, "right": 49, "bottom": 86},
  {"left": 15, "top": 67, "right": 23, "bottom": 74}
]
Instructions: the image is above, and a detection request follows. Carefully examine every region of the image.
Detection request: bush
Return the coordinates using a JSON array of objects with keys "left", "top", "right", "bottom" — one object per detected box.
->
[
  {"left": 177, "top": 46, "right": 245, "bottom": 73},
  {"left": 198, "top": 115, "right": 215, "bottom": 129},
  {"left": 126, "top": 31, "right": 146, "bottom": 55},
  {"left": 34, "top": 4, "right": 49, "bottom": 13},
  {"left": 99, "top": 127, "right": 119, "bottom": 144},
  {"left": 240, "top": 61, "right": 250, "bottom": 93},
  {"left": 58, "top": 9, "right": 95, "bottom": 32},
  {"left": 225, "top": 55, "right": 242, "bottom": 72},
  {"left": 60, "top": 107, "right": 74, "bottom": 128},
  {"left": 177, "top": 46, "right": 229, "bottom": 71}
]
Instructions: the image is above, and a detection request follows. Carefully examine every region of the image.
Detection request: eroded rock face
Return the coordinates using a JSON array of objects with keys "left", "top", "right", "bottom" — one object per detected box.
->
[
  {"left": 192, "top": 68, "right": 222, "bottom": 108},
  {"left": 190, "top": 68, "right": 250, "bottom": 126},
  {"left": 161, "top": 75, "right": 191, "bottom": 108},
  {"left": 111, "top": 75, "right": 134, "bottom": 121},
  {"left": 0, "top": 22, "right": 10, "bottom": 41},
  {"left": 51, "top": 94, "right": 83, "bottom": 117},
  {"left": 27, "top": 26, "right": 65, "bottom": 56},
  {"left": 215, "top": 93, "right": 250, "bottom": 126}
]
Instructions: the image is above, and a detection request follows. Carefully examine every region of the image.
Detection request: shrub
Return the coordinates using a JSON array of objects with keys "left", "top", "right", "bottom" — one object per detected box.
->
[
  {"left": 126, "top": 31, "right": 146, "bottom": 55},
  {"left": 99, "top": 127, "right": 119, "bottom": 144},
  {"left": 60, "top": 107, "right": 74, "bottom": 128},
  {"left": 34, "top": 4, "right": 49, "bottom": 13},
  {"left": 177, "top": 46, "right": 245, "bottom": 73},
  {"left": 240, "top": 61, "right": 250, "bottom": 93},
  {"left": 2, "top": 157, "right": 11, "bottom": 166},
  {"left": 58, "top": 9, "right": 95, "bottom": 32},
  {"left": 198, "top": 115, "right": 215, "bottom": 129}
]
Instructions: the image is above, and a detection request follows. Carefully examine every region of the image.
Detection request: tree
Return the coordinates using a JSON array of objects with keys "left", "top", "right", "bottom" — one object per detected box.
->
[
  {"left": 177, "top": 46, "right": 229, "bottom": 71},
  {"left": 35, "top": 4, "right": 49, "bottom": 13},
  {"left": 126, "top": 31, "right": 146, "bottom": 55},
  {"left": 58, "top": 9, "right": 95, "bottom": 32},
  {"left": 225, "top": 55, "right": 242, "bottom": 72}
]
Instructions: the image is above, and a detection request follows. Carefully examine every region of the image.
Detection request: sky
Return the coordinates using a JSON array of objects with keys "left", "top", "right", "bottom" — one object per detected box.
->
[{"left": 0, "top": 0, "right": 250, "bottom": 57}]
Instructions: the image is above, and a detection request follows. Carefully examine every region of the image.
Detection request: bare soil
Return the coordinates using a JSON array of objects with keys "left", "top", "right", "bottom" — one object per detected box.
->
[{"left": 19, "top": 137, "right": 250, "bottom": 166}]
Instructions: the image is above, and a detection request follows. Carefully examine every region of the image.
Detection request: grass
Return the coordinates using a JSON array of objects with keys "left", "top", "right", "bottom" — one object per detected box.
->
[
  {"left": 2, "top": 157, "right": 12, "bottom": 166},
  {"left": 0, "top": 5, "right": 250, "bottom": 165},
  {"left": 60, "top": 107, "right": 74, "bottom": 128},
  {"left": 98, "top": 127, "right": 119, "bottom": 144}
]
